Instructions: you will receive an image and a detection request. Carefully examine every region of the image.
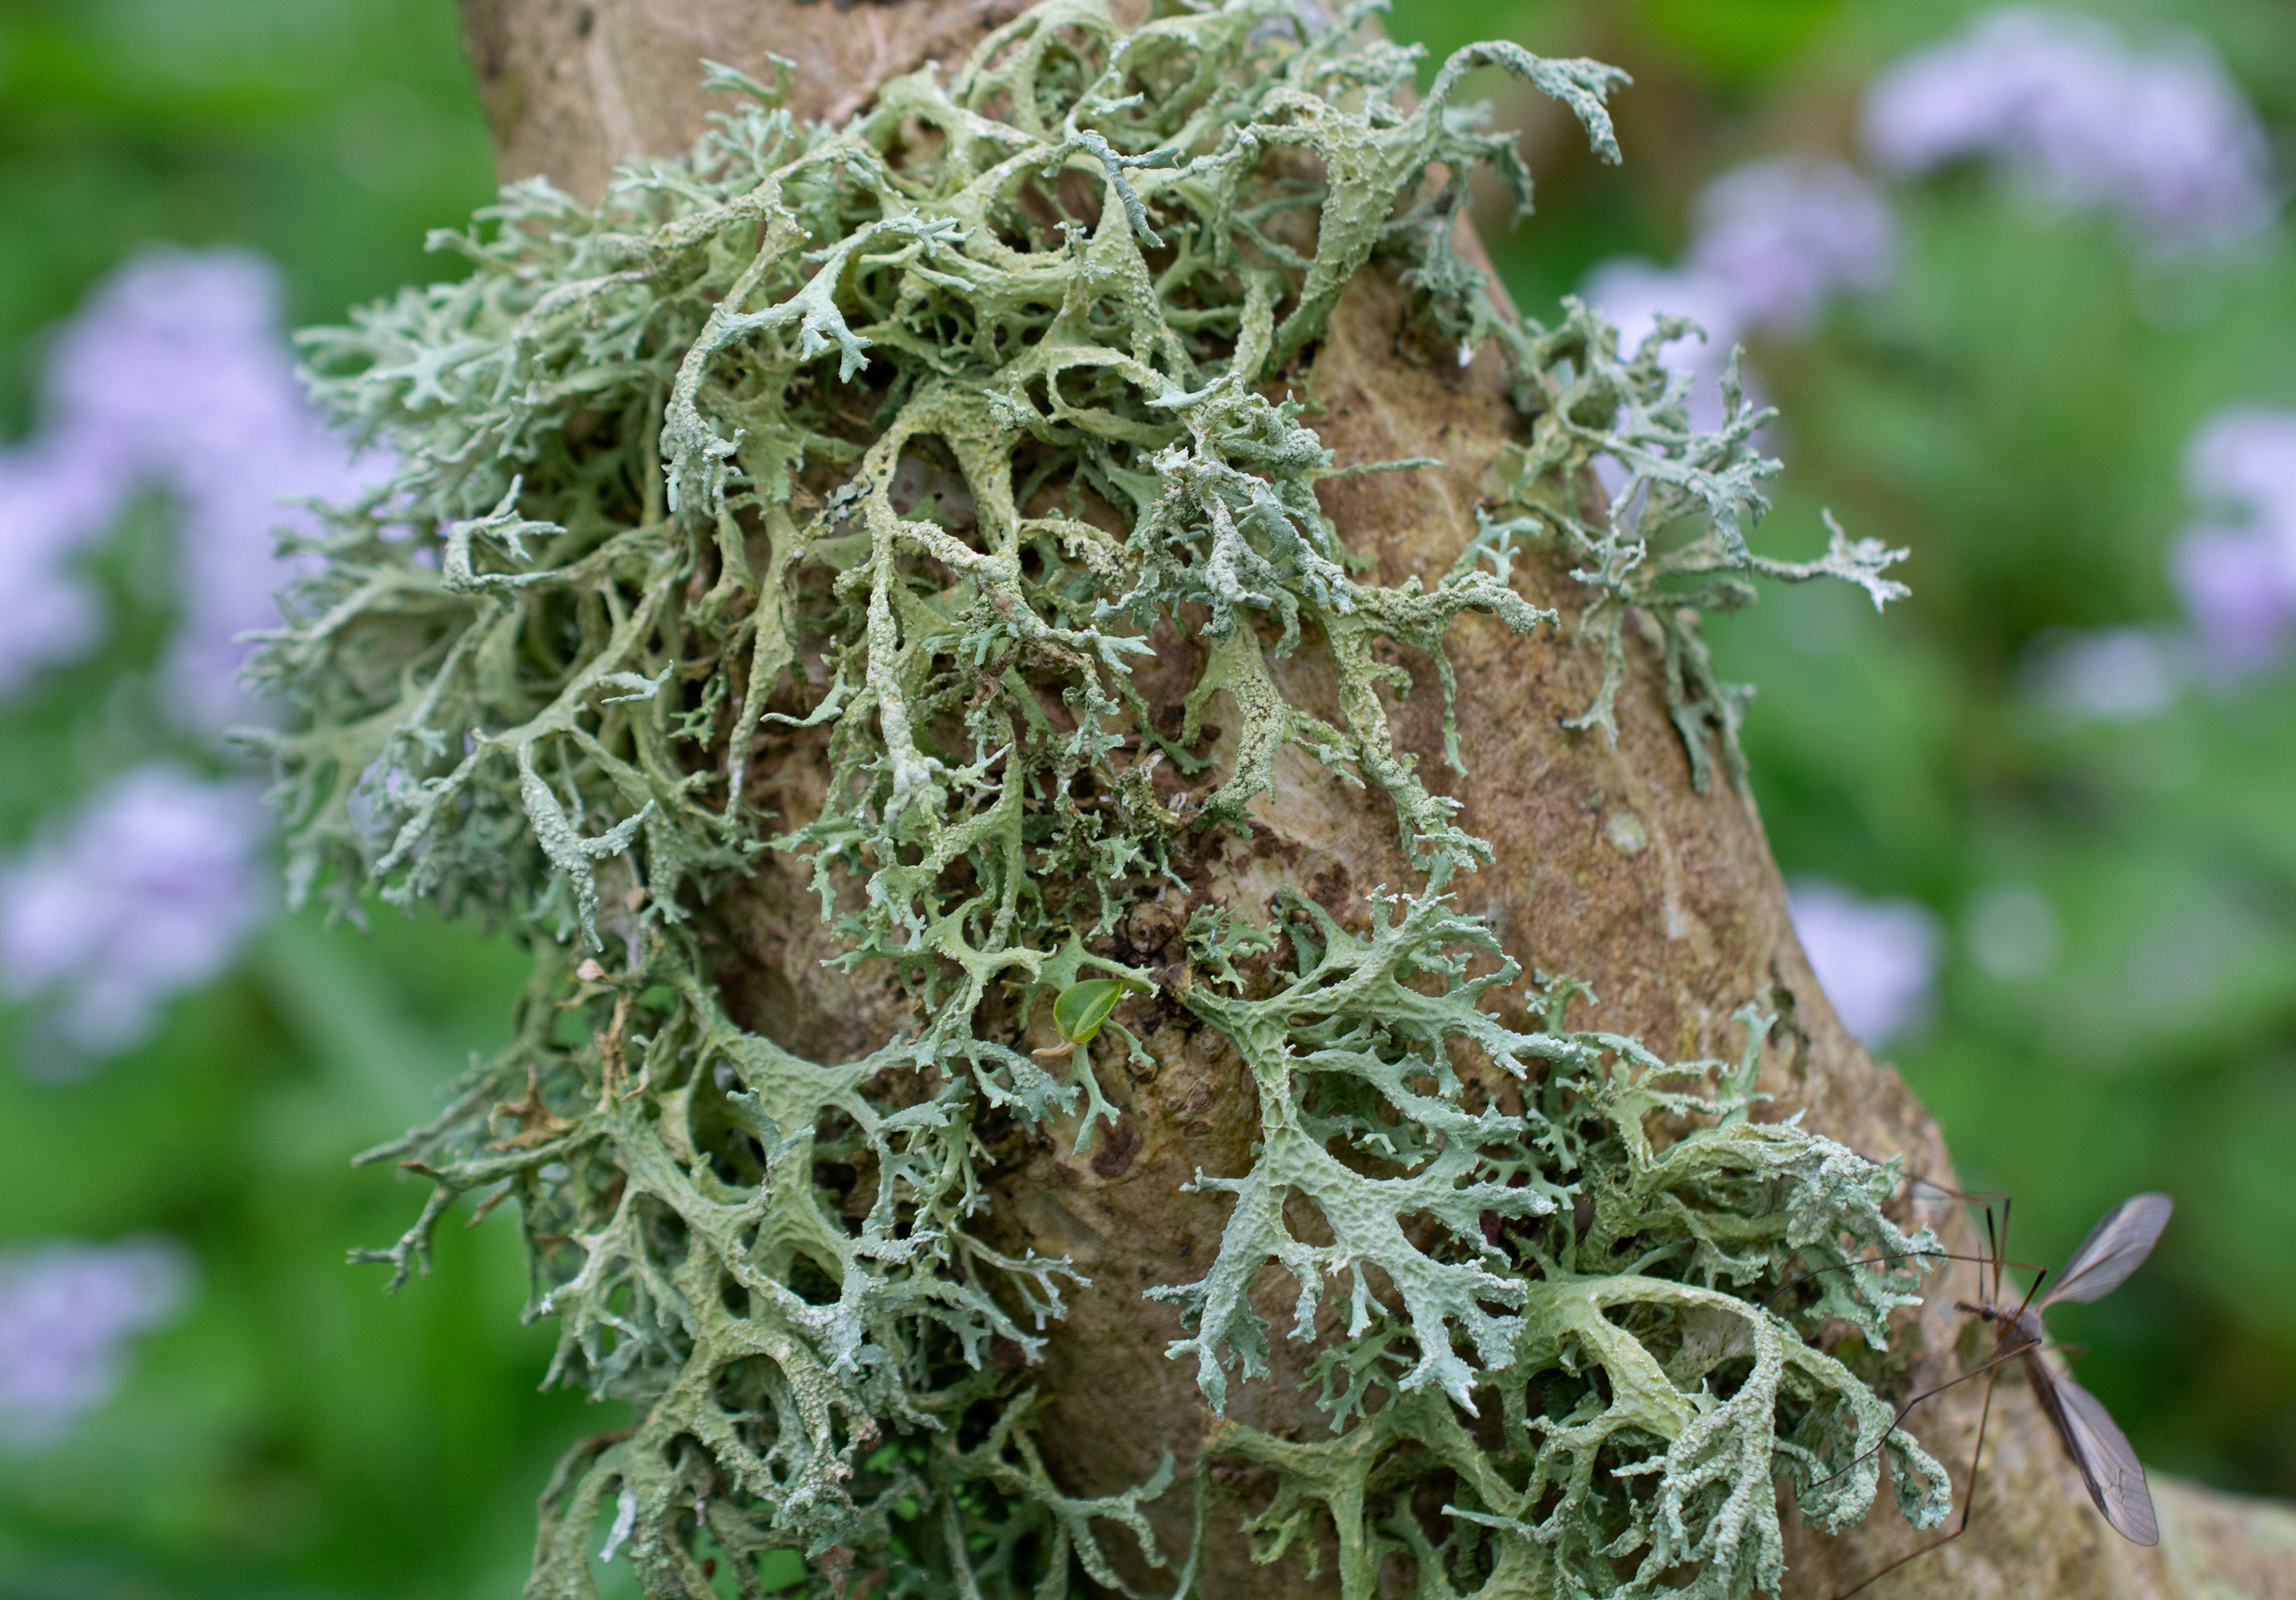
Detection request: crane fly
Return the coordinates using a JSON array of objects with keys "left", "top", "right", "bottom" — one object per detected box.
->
[
  {"left": 1831, "top": 1190, "right": 2173, "bottom": 1597},
  {"left": 1962, "top": 1191, "right": 2170, "bottom": 1543}
]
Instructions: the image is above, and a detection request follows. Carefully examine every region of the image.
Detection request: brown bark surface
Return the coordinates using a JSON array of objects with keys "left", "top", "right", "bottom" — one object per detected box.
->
[{"left": 453, "top": 3, "right": 2295, "bottom": 1596}]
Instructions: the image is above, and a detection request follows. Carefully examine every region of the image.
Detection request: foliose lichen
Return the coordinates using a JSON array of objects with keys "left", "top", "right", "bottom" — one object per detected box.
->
[{"left": 248, "top": 2, "right": 1940, "bottom": 1595}]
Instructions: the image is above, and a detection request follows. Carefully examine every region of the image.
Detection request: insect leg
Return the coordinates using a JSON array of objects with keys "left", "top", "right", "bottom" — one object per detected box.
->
[
  {"left": 1830, "top": 1362, "right": 2006, "bottom": 1600},
  {"left": 1900, "top": 1176, "right": 2012, "bottom": 1262},
  {"left": 1763, "top": 1174, "right": 2037, "bottom": 1314},
  {"left": 1806, "top": 1184, "right": 2036, "bottom": 1490},
  {"left": 1902, "top": 1175, "right": 2011, "bottom": 1214},
  {"left": 1808, "top": 1337, "right": 2035, "bottom": 1489},
  {"left": 1760, "top": 1246, "right": 2047, "bottom": 1313},
  {"left": 1760, "top": 1247, "right": 1969, "bottom": 1311}
]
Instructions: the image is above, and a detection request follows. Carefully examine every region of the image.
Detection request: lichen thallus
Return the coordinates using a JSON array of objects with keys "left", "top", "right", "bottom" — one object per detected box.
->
[{"left": 1792, "top": 1184, "right": 2172, "bottom": 1596}]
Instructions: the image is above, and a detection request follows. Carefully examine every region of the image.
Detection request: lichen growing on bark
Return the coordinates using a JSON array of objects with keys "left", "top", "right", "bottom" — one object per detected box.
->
[{"left": 248, "top": 1, "right": 1939, "bottom": 1594}]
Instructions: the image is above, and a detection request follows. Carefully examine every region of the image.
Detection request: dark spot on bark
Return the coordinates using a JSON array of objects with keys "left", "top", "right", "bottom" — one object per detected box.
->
[
  {"left": 575, "top": 5, "right": 595, "bottom": 38},
  {"left": 1767, "top": 982, "right": 1813, "bottom": 1086},
  {"left": 1182, "top": 1118, "right": 1215, "bottom": 1138},
  {"left": 468, "top": 25, "right": 508, "bottom": 80},
  {"left": 1243, "top": 819, "right": 1299, "bottom": 867},
  {"left": 1090, "top": 1118, "right": 1141, "bottom": 1180},
  {"left": 1207, "top": 1457, "right": 1274, "bottom": 1491},
  {"left": 1124, "top": 900, "right": 1181, "bottom": 961}
]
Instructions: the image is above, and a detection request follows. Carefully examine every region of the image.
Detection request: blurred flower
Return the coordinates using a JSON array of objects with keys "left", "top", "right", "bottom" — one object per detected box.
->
[
  {"left": 0, "top": 247, "right": 379, "bottom": 727},
  {"left": 2187, "top": 407, "right": 2296, "bottom": 520},
  {"left": 1578, "top": 256, "right": 1747, "bottom": 436},
  {"left": 1580, "top": 160, "right": 1893, "bottom": 444},
  {"left": 1582, "top": 257, "right": 1747, "bottom": 359},
  {"left": 2020, "top": 625, "right": 2182, "bottom": 720},
  {"left": 0, "top": 1235, "right": 191, "bottom": 1448},
  {"left": 1864, "top": 8, "right": 2276, "bottom": 253},
  {"left": 2172, "top": 531, "right": 2288, "bottom": 671},
  {"left": 0, "top": 766, "right": 270, "bottom": 1066},
  {"left": 1788, "top": 877, "right": 1941, "bottom": 1048},
  {"left": 0, "top": 442, "right": 115, "bottom": 694},
  {"left": 2170, "top": 407, "right": 2296, "bottom": 673},
  {"left": 1687, "top": 159, "right": 1898, "bottom": 334}
]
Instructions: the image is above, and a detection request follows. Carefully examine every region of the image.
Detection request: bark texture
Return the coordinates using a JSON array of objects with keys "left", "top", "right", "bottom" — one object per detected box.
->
[{"left": 452, "top": 2, "right": 2296, "bottom": 1596}]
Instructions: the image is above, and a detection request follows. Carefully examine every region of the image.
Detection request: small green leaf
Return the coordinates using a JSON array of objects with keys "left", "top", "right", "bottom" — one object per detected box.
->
[{"left": 1052, "top": 978, "right": 1136, "bottom": 1045}]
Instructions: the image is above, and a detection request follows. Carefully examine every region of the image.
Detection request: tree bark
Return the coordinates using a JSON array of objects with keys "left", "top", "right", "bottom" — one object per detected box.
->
[{"left": 452, "top": 2, "right": 2295, "bottom": 1595}]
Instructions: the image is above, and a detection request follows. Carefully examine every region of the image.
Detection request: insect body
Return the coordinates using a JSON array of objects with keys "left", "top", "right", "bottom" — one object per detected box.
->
[
  {"left": 1958, "top": 1192, "right": 2171, "bottom": 1546},
  {"left": 1832, "top": 1190, "right": 2173, "bottom": 1597}
]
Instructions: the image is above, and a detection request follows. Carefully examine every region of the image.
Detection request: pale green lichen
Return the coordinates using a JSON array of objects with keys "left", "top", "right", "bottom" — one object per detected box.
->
[
  {"left": 1165, "top": 913, "right": 1945, "bottom": 1598},
  {"left": 1473, "top": 341, "right": 1909, "bottom": 796},
  {"left": 249, "top": 2, "right": 1939, "bottom": 1595}
]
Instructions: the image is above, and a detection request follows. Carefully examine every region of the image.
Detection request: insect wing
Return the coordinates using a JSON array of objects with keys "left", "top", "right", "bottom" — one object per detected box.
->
[
  {"left": 2031, "top": 1361, "right": 2159, "bottom": 1546},
  {"left": 2043, "top": 1193, "right": 2172, "bottom": 1308}
]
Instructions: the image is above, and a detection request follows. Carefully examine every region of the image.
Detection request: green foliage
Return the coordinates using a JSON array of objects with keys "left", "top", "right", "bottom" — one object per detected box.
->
[
  {"left": 1051, "top": 978, "right": 1139, "bottom": 1046},
  {"left": 249, "top": 1, "right": 1936, "bottom": 1595}
]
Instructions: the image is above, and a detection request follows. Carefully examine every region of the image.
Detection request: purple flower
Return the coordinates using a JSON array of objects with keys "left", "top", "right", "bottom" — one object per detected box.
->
[
  {"left": 1688, "top": 159, "right": 1897, "bottom": 334},
  {"left": 0, "top": 442, "right": 115, "bottom": 694},
  {"left": 0, "top": 1235, "right": 191, "bottom": 1448},
  {"left": 0, "top": 766, "right": 271, "bottom": 1063},
  {"left": 2171, "top": 531, "right": 2289, "bottom": 673},
  {"left": 1580, "top": 257, "right": 1746, "bottom": 361},
  {"left": 2186, "top": 407, "right": 2296, "bottom": 531},
  {"left": 1864, "top": 8, "right": 2276, "bottom": 253},
  {"left": 1578, "top": 258, "right": 1752, "bottom": 438},
  {"left": 1578, "top": 160, "right": 1890, "bottom": 458},
  {"left": 0, "top": 247, "right": 383, "bottom": 726},
  {"left": 2020, "top": 626, "right": 2181, "bottom": 720},
  {"left": 1788, "top": 877, "right": 1941, "bottom": 1049},
  {"left": 2170, "top": 407, "right": 2296, "bottom": 674}
]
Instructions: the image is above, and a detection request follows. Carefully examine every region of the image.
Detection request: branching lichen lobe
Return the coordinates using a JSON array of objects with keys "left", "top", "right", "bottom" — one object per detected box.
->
[{"left": 253, "top": 2, "right": 1934, "bottom": 1595}]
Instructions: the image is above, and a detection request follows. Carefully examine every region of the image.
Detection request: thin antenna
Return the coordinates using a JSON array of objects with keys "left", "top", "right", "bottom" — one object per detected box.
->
[
  {"left": 1985, "top": 1202, "right": 2001, "bottom": 1305},
  {"left": 1996, "top": 1195, "right": 2014, "bottom": 1304}
]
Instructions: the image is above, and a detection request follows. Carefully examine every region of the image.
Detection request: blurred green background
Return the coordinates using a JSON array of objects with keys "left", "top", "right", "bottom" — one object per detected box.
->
[{"left": 1, "top": 1, "right": 2291, "bottom": 1595}]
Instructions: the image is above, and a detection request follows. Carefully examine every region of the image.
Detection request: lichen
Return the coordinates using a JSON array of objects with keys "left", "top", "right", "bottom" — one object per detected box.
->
[{"left": 248, "top": 2, "right": 1939, "bottom": 1595}]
